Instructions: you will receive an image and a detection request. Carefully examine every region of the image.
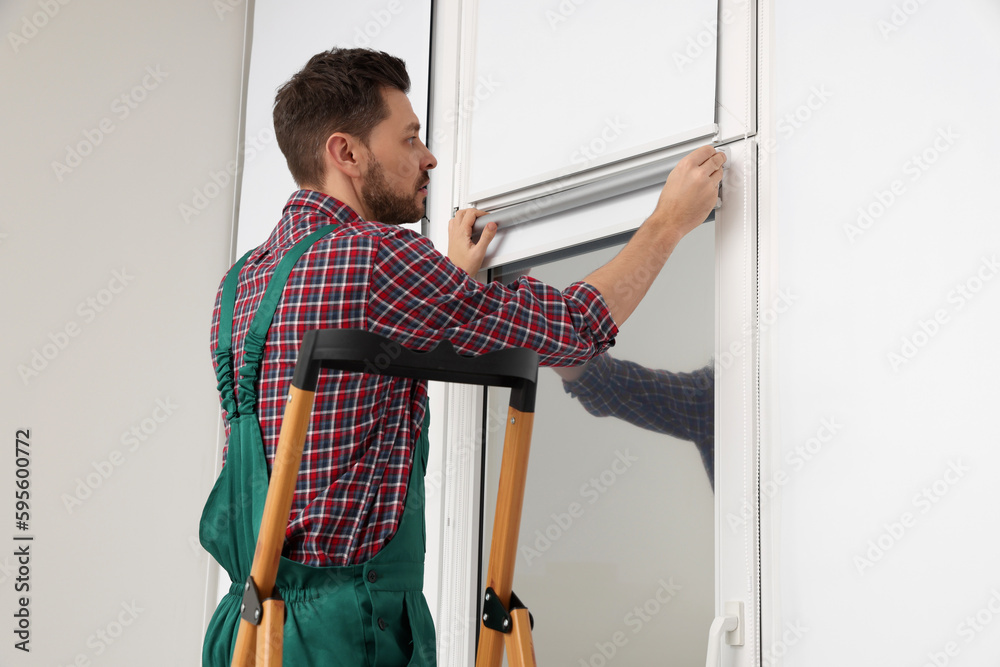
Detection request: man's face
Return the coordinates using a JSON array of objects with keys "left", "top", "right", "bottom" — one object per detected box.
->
[{"left": 359, "top": 88, "right": 436, "bottom": 225}]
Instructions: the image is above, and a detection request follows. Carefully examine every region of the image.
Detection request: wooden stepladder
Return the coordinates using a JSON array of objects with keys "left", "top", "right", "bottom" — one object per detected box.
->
[
  {"left": 474, "top": 377, "right": 538, "bottom": 667},
  {"left": 229, "top": 329, "right": 540, "bottom": 667}
]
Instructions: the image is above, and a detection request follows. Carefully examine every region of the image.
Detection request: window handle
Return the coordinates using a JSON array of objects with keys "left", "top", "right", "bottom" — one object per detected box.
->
[{"left": 705, "top": 601, "right": 744, "bottom": 667}]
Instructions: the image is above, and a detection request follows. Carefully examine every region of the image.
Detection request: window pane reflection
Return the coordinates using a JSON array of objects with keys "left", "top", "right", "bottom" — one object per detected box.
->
[{"left": 481, "top": 223, "right": 715, "bottom": 665}]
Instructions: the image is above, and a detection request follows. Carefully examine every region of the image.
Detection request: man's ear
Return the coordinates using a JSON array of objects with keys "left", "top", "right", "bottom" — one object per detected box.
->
[{"left": 324, "top": 133, "right": 365, "bottom": 179}]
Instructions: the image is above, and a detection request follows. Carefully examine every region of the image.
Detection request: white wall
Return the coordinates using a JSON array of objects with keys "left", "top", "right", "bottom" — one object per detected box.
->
[
  {"left": 763, "top": 1, "right": 1000, "bottom": 665},
  {"left": 0, "top": 1, "right": 246, "bottom": 664},
  {"left": 233, "top": 0, "right": 431, "bottom": 255}
]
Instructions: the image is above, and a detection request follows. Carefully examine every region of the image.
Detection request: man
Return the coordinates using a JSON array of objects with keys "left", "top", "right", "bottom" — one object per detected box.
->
[{"left": 199, "top": 48, "right": 724, "bottom": 666}]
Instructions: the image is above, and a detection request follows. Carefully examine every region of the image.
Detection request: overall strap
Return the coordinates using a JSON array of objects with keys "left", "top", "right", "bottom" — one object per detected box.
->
[
  {"left": 236, "top": 224, "right": 340, "bottom": 416},
  {"left": 213, "top": 249, "right": 254, "bottom": 419}
]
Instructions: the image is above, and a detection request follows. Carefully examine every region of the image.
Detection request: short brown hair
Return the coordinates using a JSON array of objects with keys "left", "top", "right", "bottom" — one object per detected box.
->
[{"left": 273, "top": 48, "right": 410, "bottom": 186}]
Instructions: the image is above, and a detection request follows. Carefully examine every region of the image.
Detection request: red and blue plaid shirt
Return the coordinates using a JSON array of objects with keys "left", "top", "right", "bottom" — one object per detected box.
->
[{"left": 210, "top": 190, "right": 618, "bottom": 566}]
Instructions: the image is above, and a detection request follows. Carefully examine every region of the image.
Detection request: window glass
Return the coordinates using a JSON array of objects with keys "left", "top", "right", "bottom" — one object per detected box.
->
[{"left": 480, "top": 222, "right": 715, "bottom": 665}]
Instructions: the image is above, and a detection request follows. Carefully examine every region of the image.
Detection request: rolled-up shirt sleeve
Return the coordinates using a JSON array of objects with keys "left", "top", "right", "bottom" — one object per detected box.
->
[{"left": 366, "top": 228, "right": 618, "bottom": 365}]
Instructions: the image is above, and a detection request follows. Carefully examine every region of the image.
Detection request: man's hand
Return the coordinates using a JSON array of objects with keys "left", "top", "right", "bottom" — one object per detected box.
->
[
  {"left": 651, "top": 145, "right": 726, "bottom": 237},
  {"left": 448, "top": 208, "right": 498, "bottom": 276},
  {"left": 584, "top": 145, "right": 725, "bottom": 326}
]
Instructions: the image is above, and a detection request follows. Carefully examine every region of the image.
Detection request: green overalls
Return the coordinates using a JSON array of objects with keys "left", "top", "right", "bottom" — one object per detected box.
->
[{"left": 199, "top": 227, "right": 436, "bottom": 666}]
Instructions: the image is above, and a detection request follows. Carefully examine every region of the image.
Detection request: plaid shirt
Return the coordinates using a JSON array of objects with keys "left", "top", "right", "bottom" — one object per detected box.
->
[
  {"left": 211, "top": 190, "right": 618, "bottom": 566},
  {"left": 562, "top": 354, "right": 715, "bottom": 485}
]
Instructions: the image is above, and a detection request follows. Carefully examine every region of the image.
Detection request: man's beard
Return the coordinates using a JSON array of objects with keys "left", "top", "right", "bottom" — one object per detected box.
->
[{"left": 360, "top": 157, "right": 427, "bottom": 226}]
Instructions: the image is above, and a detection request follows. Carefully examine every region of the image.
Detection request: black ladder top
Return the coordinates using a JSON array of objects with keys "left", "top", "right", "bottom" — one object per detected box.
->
[{"left": 291, "top": 329, "right": 539, "bottom": 412}]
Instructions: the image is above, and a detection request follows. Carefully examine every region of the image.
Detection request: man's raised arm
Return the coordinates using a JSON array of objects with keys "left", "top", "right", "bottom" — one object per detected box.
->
[
  {"left": 583, "top": 145, "right": 724, "bottom": 326},
  {"left": 448, "top": 145, "right": 725, "bottom": 328}
]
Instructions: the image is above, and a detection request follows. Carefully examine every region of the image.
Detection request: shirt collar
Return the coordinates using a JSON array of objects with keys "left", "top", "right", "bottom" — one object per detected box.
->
[{"left": 270, "top": 189, "right": 364, "bottom": 247}]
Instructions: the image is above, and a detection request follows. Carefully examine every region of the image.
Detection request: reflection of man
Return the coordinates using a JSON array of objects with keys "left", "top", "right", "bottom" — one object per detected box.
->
[
  {"left": 555, "top": 356, "right": 715, "bottom": 487},
  {"left": 199, "top": 48, "right": 724, "bottom": 666}
]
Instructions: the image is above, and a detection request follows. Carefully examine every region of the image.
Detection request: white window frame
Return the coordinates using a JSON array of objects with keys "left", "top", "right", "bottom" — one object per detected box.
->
[{"left": 426, "top": 1, "right": 763, "bottom": 666}]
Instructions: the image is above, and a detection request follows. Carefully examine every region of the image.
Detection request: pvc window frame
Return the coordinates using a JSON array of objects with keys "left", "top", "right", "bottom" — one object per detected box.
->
[{"left": 428, "top": 1, "right": 763, "bottom": 666}]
